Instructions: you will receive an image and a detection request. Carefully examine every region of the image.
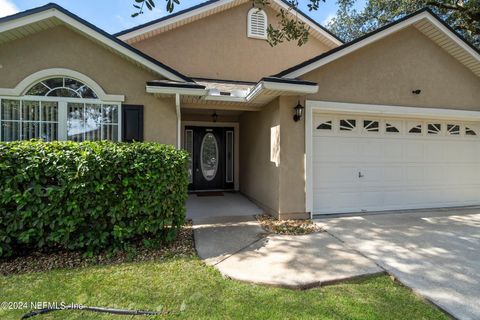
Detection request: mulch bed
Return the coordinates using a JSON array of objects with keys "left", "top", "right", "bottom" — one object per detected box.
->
[
  {"left": 256, "top": 214, "right": 324, "bottom": 235},
  {"left": 0, "top": 221, "right": 195, "bottom": 276}
]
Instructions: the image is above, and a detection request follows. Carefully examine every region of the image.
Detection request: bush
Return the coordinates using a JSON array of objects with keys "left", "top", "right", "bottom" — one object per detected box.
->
[{"left": 0, "top": 140, "right": 189, "bottom": 257}]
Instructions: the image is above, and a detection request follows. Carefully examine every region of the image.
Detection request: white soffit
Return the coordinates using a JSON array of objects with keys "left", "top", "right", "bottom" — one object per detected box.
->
[
  {"left": 116, "top": 0, "right": 342, "bottom": 48},
  {"left": 280, "top": 11, "right": 480, "bottom": 78},
  {"left": 0, "top": 7, "right": 189, "bottom": 82}
]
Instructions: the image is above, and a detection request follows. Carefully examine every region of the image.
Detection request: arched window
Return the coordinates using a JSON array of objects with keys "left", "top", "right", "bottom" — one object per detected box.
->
[
  {"left": 247, "top": 8, "right": 267, "bottom": 39},
  {"left": 26, "top": 77, "right": 98, "bottom": 99},
  {"left": 0, "top": 73, "right": 120, "bottom": 142}
]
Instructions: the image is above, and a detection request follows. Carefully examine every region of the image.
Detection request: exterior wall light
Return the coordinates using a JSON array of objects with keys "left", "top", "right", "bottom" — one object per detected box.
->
[
  {"left": 412, "top": 89, "right": 422, "bottom": 95},
  {"left": 294, "top": 101, "right": 304, "bottom": 122},
  {"left": 212, "top": 111, "right": 218, "bottom": 122}
]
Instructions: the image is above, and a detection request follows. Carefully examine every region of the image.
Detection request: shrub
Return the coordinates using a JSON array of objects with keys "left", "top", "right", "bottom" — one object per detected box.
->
[{"left": 0, "top": 140, "right": 189, "bottom": 257}]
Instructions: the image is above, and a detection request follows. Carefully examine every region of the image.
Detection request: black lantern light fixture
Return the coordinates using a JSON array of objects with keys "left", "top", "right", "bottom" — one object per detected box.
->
[
  {"left": 412, "top": 89, "right": 422, "bottom": 95},
  {"left": 293, "top": 100, "right": 304, "bottom": 122},
  {"left": 212, "top": 111, "right": 218, "bottom": 122}
]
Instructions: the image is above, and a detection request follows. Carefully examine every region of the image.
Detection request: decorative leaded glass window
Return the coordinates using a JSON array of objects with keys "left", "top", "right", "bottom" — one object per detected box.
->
[
  {"left": 427, "top": 123, "right": 442, "bottom": 134},
  {"left": 386, "top": 122, "right": 400, "bottom": 133},
  {"left": 447, "top": 124, "right": 460, "bottom": 135},
  {"left": 26, "top": 77, "right": 98, "bottom": 99},
  {"left": 317, "top": 120, "right": 332, "bottom": 130},
  {"left": 363, "top": 120, "right": 379, "bottom": 132},
  {"left": 340, "top": 119, "right": 356, "bottom": 131},
  {"left": 408, "top": 123, "right": 422, "bottom": 134},
  {"left": 466, "top": 127, "right": 477, "bottom": 136}
]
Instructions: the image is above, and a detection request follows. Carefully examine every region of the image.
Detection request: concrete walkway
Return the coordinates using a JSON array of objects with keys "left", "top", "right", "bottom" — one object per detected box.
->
[
  {"left": 186, "top": 192, "right": 263, "bottom": 222},
  {"left": 193, "top": 216, "right": 383, "bottom": 289},
  {"left": 316, "top": 207, "right": 480, "bottom": 320}
]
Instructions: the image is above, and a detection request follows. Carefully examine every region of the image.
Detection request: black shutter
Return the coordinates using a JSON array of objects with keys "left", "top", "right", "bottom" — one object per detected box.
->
[{"left": 122, "top": 105, "right": 144, "bottom": 142}]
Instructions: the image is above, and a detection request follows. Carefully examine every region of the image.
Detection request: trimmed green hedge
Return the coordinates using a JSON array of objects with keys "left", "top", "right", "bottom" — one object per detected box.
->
[{"left": 0, "top": 141, "right": 189, "bottom": 257}]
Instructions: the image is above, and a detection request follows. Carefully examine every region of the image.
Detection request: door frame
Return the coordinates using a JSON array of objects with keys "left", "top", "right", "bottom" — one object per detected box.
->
[
  {"left": 305, "top": 100, "right": 480, "bottom": 218},
  {"left": 181, "top": 121, "right": 240, "bottom": 191}
]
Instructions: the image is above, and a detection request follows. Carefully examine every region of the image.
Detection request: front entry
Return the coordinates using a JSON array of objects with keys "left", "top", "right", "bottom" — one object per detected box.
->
[{"left": 185, "top": 126, "right": 234, "bottom": 191}]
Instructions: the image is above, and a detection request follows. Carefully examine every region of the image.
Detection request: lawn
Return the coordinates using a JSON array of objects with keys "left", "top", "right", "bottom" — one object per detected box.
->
[{"left": 0, "top": 255, "right": 448, "bottom": 320}]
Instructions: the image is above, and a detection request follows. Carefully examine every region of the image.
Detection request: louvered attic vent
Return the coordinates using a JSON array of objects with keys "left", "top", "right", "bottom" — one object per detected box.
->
[{"left": 247, "top": 8, "right": 267, "bottom": 39}]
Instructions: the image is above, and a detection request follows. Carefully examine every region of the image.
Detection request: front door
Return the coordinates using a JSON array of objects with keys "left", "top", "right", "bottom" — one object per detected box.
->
[{"left": 185, "top": 126, "right": 234, "bottom": 191}]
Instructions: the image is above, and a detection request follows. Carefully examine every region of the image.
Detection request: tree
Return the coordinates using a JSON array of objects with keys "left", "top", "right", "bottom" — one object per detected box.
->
[
  {"left": 328, "top": 0, "right": 479, "bottom": 48},
  {"left": 132, "top": 0, "right": 480, "bottom": 48},
  {"left": 131, "top": 0, "right": 326, "bottom": 46}
]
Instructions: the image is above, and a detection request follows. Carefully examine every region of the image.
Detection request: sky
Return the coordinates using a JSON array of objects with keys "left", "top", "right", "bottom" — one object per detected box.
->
[{"left": 0, "top": 0, "right": 365, "bottom": 34}]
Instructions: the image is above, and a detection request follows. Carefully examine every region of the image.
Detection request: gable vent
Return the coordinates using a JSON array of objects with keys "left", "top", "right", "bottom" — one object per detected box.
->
[{"left": 247, "top": 8, "right": 267, "bottom": 39}]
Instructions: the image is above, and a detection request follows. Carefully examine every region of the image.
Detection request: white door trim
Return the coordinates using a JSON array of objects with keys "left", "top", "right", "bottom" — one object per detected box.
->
[
  {"left": 306, "top": 100, "right": 480, "bottom": 120},
  {"left": 305, "top": 100, "right": 480, "bottom": 216},
  {"left": 181, "top": 121, "right": 240, "bottom": 191}
]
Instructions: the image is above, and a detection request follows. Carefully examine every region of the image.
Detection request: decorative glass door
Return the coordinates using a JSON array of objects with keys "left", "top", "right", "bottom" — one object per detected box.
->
[{"left": 185, "top": 126, "right": 234, "bottom": 191}]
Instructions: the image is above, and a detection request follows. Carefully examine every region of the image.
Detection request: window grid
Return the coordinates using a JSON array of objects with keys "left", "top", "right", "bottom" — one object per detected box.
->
[
  {"left": 67, "top": 103, "right": 119, "bottom": 142},
  {"left": 0, "top": 99, "right": 59, "bottom": 142},
  {"left": 184, "top": 129, "right": 193, "bottom": 184},
  {"left": 313, "top": 115, "right": 478, "bottom": 138},
  {"left": 226, "top": 130, "right": 234, "bottom": 183},
  {"left": 0, "top": 97, "right": 120, "bottom": 142}
]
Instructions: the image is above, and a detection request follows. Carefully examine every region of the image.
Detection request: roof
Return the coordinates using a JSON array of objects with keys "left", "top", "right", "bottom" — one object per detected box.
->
[
  {"left": 0, "top": 3, "right": 193, "bottom": 82},
  {"left": 115, "top": 0, "right": 343, "bottom": 48},
  {"left": 146, "top": 76, "right": 319, "bottom": 109},
  {"left": 274, "top": 8, "right": 480, "bottom": 79}
]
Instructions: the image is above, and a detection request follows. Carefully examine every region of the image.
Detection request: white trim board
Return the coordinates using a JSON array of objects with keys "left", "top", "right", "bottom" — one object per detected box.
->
[
  {"left": 281, "top": 12, "right": 480, "bottom": 78},
  {"left": 0, "top": 68, "right": 125, "bottom": 102},
  {"left": 181, "top": 121, "right": 240, "bottom": 191},
  {"left": 306, "top": 100, "right": 480, "bottom": 121},
  {"left": 117, "top": 0, "right": 342, "bottom": 47},
  {"left": 0, "top": 7, "right": 187, "bottom": 82},
  {"left": 304, "top": 99, "right": 480, "bottom": 217}
]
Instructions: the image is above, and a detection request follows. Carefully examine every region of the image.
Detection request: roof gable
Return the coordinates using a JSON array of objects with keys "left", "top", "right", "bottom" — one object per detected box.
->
[
  {"left": 115, "top": 0, "right": 342, "bottom": 48},
  {"left": 275, "top": 8, "right": 480, "bottom": 79},
  {"left": 0, "top": 3, "right": 192, "bottom": 82}
]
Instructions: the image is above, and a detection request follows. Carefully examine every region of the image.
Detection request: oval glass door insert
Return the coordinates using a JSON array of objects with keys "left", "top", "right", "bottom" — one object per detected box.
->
[{"left": 200, "top": 133, "right": 219, "bottom": 181}]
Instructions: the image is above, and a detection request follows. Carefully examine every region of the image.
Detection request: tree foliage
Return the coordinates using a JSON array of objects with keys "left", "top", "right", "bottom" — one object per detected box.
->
[
  {"left": 328, "top": 0, "right": 480, "bottom": 48},
  {"left": 132, "top": 0, "right": 480, "bottom": 48}
]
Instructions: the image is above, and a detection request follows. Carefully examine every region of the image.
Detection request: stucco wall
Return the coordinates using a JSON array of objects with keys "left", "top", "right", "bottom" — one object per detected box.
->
[
  {"left": 239, "top": 99, "right": 280, "bottom": 214},
  {"left": 278, "top": 96, "right": 307, "bottom": 218},
  {"left": 239, "top": 97, "right": 308, "bottom": 219},
  {"left": 0, "top": 26, "right": 177, "bottom": 144},
  {"left": 130, "top": 2, "right": 331, "bottom": 82},
  {"left": 303, "top": 27, "right": 480, "bottom": 110}
]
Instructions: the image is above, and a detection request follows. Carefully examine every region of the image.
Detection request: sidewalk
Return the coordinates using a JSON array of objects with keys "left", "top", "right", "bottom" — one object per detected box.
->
[{"left": 193, "top": 216, "right": 383, "bottom": 289}]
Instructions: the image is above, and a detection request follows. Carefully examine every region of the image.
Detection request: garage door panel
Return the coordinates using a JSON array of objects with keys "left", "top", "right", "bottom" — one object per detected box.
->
[
  {"left": 311, "top": 113, "right": 480, "bottom": 214},
  {"left": 313, "top": 164, "right": 358, "bottom": 189},
  {"left": 313, "top": 191, "right": 361, "bottom": 213},
  {"left": 404, "top": 143, "right": 425, "bottom": 161},
  {"left": 313, "top": 137, "right": 359, "bottom": 161}
]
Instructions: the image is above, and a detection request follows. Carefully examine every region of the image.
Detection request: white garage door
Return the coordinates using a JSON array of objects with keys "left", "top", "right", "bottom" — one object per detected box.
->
[{"left": 312, "top": 113, "right": 480, "bottom": 214}]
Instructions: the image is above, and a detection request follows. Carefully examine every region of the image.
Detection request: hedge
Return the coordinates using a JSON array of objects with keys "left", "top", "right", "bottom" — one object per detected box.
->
[{"left": 0, "top": 140, "right": 189, "bottom": 257}]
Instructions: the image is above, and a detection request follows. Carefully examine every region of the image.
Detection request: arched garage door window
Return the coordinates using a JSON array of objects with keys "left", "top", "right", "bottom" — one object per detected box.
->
[{"left": 0, "top": 74, "right": 121, "bottom": 142}]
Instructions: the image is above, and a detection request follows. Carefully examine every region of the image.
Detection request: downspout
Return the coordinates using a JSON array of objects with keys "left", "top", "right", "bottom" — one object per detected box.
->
[{"left": 175, "top": 93, "right": 181, "bottom": 149}]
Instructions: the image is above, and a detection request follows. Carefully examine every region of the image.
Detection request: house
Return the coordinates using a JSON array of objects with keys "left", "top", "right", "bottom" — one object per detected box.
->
[{"left": 1, "top": 1, "right": 479, "bottom": 219}]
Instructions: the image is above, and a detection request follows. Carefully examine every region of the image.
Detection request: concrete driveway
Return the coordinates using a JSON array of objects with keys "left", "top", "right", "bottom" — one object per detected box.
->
[{"left": 316, "top": 207, "right": 480, "bottom": 320}]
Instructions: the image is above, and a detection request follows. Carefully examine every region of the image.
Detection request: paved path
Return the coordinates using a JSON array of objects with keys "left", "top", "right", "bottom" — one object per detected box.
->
[
  {"left": 193, "top": 216, "right": 382, "bottom": 289},
  {"left": 316, "top": 207, "right": 480, "bottom": 320},
  {"left": 186, "top": 193, "right": 263, "bottom": 221}
]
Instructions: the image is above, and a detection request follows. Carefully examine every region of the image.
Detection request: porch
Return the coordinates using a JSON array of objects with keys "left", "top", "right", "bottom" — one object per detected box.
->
[{"left": 186, "top": 192, "right": 263, "bottom": 222}]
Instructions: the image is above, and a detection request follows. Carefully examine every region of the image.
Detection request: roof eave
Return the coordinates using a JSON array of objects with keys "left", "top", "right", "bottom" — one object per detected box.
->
[
  {"left": 0, "top": 3, "right": 193, "bottom": 82},
  {"left": 275, "top": 8, "right": 480, "bottom": 79}
]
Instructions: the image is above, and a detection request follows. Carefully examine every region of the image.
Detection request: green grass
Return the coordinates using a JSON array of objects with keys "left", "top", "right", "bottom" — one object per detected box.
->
[{"left": 0, "top": 256, "right": 447, "bottom": 320}]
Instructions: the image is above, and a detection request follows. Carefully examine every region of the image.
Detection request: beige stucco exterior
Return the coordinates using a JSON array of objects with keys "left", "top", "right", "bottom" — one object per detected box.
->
[
  {"left": 303, "top": 27, "right": 480, "bottom": 110},
  {"left": 0, "top": 25, "right": 177, "bottom": 145},
  {"left": 2, "top": 5, "right": 480, "bottom": 219},
  {"left": 239, "top": 96, "right": 308, "bottom": 219},
  {"left": 239, "top": 99, "right": 280, "bottom": 214},
  {"left": 130, "top": 2, "right": 331, "bottom": 82}
]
